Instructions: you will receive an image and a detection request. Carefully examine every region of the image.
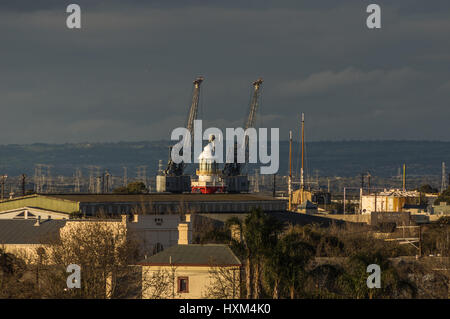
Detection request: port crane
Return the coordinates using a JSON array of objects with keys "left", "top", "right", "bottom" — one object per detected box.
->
[
  {"left": 156, "top": 76, "right": 204, "bottom": 193},
  {"left": 222, "top": 78, "right": 263, "bottom": 193}
]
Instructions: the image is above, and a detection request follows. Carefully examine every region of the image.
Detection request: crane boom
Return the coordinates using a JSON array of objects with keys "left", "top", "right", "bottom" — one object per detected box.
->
[
  {"left": 243, "top": 78, "right": 263, "bottom": 162},
  {"left": 244, "top": 78, "right": 263, "bottom": 130},
  {"left": 186, "top": 77, "right": 204, "bottom": 139},
  {"left": 222, "top": 78, "right": 263, "bottom": 177},
  {"left": 164, "top": 76, "right": 204, "bottom": 176}
]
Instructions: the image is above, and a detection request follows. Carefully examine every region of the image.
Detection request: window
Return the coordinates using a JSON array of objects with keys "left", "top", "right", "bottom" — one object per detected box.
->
[
  {"left": 177, "top": 277, "right": 189, "bottom": 293},
  {"left": 155, "top": 218, "right": 163, "bottom": 226}
]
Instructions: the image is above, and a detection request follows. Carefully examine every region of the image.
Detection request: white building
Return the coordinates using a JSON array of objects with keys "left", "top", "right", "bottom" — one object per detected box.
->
[{"left": 361, "top": 189, "right": 421, "bottom": 214}]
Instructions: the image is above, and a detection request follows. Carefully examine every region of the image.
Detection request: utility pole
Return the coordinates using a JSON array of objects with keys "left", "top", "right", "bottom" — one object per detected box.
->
[
  {"left": 104, "top": 171, "right": 111, "bottom": 193},
  {"left": 21, "top": 174, "right": 26, "bottom": 196},
  {"left": 254, "top": 169, "right": 259, "bottom": 193},
  {"left": 361, "top": 173, "right": 365, "bottom": 189},
  {"left": 74, "top": 168, "right": 81, "bottom": 193},
  {"left": 441, "top": 162, "right": 447, "bottom": 193},
  {"left": 0, "top": 175, "right": 7, "bottom": 201},
  {"left": 272, "top": 174, "right": 276, "bottom": 197},
  {"left": 374, "top": 191, "right": 377, "bottom": 213},
  {"left": 343, "top": 187, "right": 346, "bottom": 215},
  {"left": 418, "top": 225, "right": 422, "bottom": 258},
  {"left": 402, "top": 163, "right": 406, "bottom": 191},
  {"left": 123, "top": 166, "right": 128, "bottom": 187}
]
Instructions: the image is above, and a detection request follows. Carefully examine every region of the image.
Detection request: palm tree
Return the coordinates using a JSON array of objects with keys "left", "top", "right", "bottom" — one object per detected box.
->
[
  {"left": 264, "top": 231, "right": 315, "bottom": 299},
  {"left": 226, "top": 208, "right": 283, "bottom": 299}
]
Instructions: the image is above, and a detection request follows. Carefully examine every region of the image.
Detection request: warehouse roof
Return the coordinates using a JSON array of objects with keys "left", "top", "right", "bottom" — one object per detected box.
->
[
  {"left": 44, "top": 193, "right": 281, "bottom": 203},
  {"left": 198, "top": 211, "right": 348, "bottom": 227},
  {"left": 138, "top": 244, "right": 241, "bottom": 267},
  {"left": 0, "top": 219, "right": 66, "bottom": 244}
]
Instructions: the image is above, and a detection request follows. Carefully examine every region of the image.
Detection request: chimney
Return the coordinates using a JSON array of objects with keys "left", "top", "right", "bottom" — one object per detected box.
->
[
  {"left": 34, "top": 216, "right": 41, "bottom": 227},
  {"left": 133, "top": 214, "right": 139, "bottom": 223},
  {"left": 177, "top": 222, "right": 192, "bottom": 245}
]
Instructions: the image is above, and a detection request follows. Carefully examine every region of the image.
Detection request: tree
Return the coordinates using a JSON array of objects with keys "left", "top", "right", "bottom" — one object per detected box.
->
[
  {"left": 113, "top": 182, "right": 147, "bottom": 194},
  {"left": 418, "top": 184, "right": 438, "bottom": 194},
  {"left": 0, "top": 249, "right": 34, "bottom": 298},
  {"left": 304, "top": 263, "right": 345, "bottom": 298},
  {"left": 38, "top": 220, "right": 141, "bottom": 298},
  {"left": 264, "top": 231, "right": 314, "bottom": 299},
  {"left": 226, "top": 209, "right": 283, "bottom": 299},
  {"left": 203, "top": 264, "right": 241, "bottom": 299},
  {"left": 141, "top": 264, "right": 181, "bottom": 299},
  {"left": 337, "top": 251, "right": 416, "bottom": 299},
  {"left": 434, "top": 186, "right": 450, "bottom": 205}
]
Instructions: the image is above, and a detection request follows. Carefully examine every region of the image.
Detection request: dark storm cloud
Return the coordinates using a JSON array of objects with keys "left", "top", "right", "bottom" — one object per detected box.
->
[{"left": 0, "top": 0, "right": 449, "bottom": 144}]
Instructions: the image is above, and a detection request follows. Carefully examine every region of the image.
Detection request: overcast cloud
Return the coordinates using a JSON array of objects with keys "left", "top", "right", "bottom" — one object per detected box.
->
[{"left": 0, "top": 0, "right": 449, "bottom": 144}]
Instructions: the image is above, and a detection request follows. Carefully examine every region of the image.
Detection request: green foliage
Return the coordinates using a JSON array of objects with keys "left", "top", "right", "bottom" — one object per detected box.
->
[
  {"left": 421, "top": 219, "right": 450, "bottom": 256},
  {"left": 434, "top": 186, "right": 450, "bottom": 205},
  {"left": 113, "top": 182, "right": 147, "bottom": 194},
  {"left": 265, "top": 231, "right": 315, "bottom": 298},
  {"left": 69, "top": 211, "right": 83, "bottom": 219},
  {"left": 337, "top": 251, "right": 416, "bottom": 299},
  {"left": 418, "top": 184, "right": 438, "bottom": 194},
  {"left": 218, "top": 218, "right": 423, "bottom": 299},
  {"left": 0, "top": 249, "right": 33, "bottom": 298}
]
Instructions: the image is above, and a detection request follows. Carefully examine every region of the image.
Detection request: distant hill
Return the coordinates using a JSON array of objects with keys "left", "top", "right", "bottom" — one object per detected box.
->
[{"left": 0, "top": 140, "right": 449, "bottom": 178}]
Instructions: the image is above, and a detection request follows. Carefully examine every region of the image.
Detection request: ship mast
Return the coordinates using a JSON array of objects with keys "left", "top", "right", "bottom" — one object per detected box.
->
[
  {"left": 288, "top": 130, "right": 293, "bottom": 210},
  {"left": 300, "top": 113, "right": 305, "bottom": 191}
]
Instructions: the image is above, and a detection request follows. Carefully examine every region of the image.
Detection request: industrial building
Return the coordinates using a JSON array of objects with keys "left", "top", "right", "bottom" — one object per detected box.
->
[
  {"left": 360, "top": 189, "right": 422, "bottom": 214},
  {"left": 0, "top": 193, "right": 286, "bottom": 218}
]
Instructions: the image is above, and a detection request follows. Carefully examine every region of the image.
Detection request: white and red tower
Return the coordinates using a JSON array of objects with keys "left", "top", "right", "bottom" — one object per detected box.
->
[{"left": 191, "top": 135, "right": 225, "bottom": 194}]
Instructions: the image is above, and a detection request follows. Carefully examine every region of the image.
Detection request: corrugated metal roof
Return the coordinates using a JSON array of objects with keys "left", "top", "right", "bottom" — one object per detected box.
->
[
  {"left": 44, "top": 193, "right": 281, "bottom": 203},
  {"left": 138, "top": 244, "right": 241, "bottom": 266},
  {"left": 0, "top": 219, "right": 66, "bottom": 244}
]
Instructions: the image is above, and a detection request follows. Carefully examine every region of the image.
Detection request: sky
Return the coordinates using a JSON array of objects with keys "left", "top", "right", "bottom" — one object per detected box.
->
[{"left": 0, "top": 0, "right": 449, "bottom": 144}]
